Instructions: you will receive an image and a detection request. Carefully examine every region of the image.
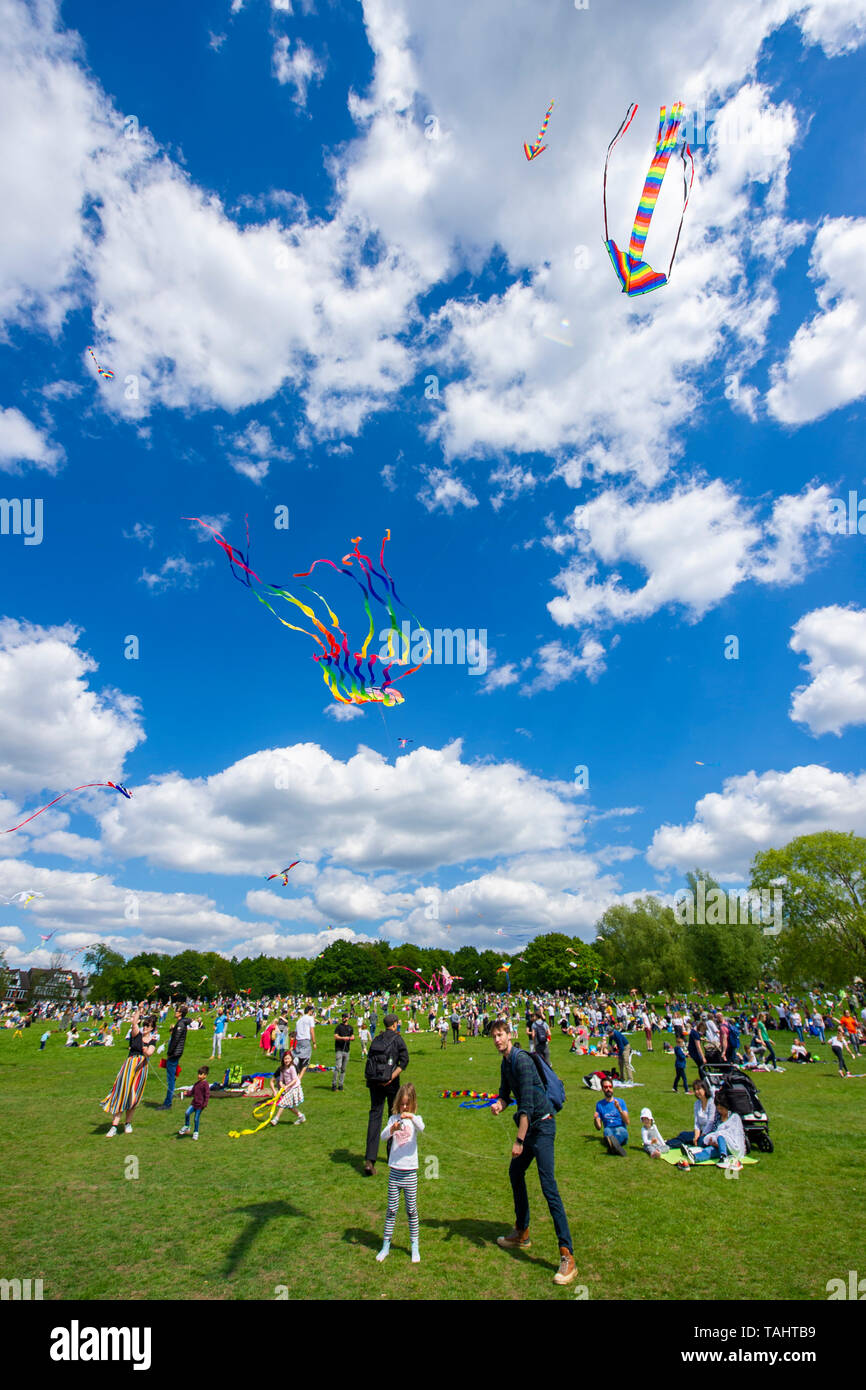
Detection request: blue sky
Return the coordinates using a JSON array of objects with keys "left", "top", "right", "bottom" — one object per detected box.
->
[{"left": 2, "top": 0, "right": 866, "bottom": 969}]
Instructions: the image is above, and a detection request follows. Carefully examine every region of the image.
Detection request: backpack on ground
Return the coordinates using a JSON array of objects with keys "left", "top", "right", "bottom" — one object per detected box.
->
[
  {"left": 364, "top": 1033, "right": 396, "bottom": 1085},
  {"left": 528, "top": 1051, "right": 566, "bottom": 1111}
]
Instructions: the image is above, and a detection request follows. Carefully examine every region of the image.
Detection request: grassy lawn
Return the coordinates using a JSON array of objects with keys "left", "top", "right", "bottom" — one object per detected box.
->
[{"left": 1, "top": 1020, "right": 863, "bottom": 1301}]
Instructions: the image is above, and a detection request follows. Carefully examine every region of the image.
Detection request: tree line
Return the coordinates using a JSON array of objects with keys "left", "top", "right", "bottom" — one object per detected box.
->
[{"left": 77, "top": 831, "right": 866, "bottom": 1001}]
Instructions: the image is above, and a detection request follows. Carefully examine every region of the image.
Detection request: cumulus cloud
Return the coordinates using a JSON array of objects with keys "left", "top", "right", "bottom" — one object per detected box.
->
[
  {"left": 789, "top": 605, "right": 866, "bottom": 735},
  {"left": 647, "top": 764, "right": 866, "bottom": 877},
  {"left": 767, "top": 217, "right": 866, "bottom": 424},
  {"left": 547, "top": 481, "right": 831, "bottom": 634},
  {"left": 220, "top": 420, "right": 291, "bottom": 483},
  {"left": 0, "top": 619, "right": 144, "bottom": 806},
  {"left": 139, "top": 556, "right": 207, "bottom": 591},
  {"left": 418, "top": 467, "right": 478, "bottom": 514},
  {"left": 0, "top": 407, "right": 64, "bottom": 473},
  {"left": 272, "top": 36, "right": 325, "bottom": 106}
]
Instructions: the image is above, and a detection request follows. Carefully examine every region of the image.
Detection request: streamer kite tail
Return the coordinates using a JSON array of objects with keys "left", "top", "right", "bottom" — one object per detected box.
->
[
  {"left": 524, "top": 99, "right": 554, "bottom": 160},
  {"left": 603, "top": 101, "right": 693, "bottom": 297},
  {"left": 2, "top": 781, "right": 132, "bottom": 834}
]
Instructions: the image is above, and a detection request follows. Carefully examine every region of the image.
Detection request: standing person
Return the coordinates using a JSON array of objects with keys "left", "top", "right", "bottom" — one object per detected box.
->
[
  {"left": 158, "top": 1005, "right": 190, "bottom": 1110},
  {"left": 756, "top": 1015, "right": 778, "bottom": 1069},
  {"left": 363, "top": 1014, "right": 409, "bottom": 1177},
  {"left": 830, "top": 1026, "right": 854, "bottom": 1077},
  {"left": 40, "top": 1028, "right": 50, "bottom": 1051},
  {"left": 260, "top": 1018, "right": 275, "bottom": 1057},
  {"left": 438, "top": 1015, "right": 449, "bottom": 1050},
  {"left": 610, "top": 1024, "right": 632, "bottom": 1083},
  {"left": 687, "top": 1018, "right": 706, "bottom": 1072},
  {"left": 295, "top": 1005, "right": 316, "bottom": 1068},
  {"left": 178, "top": 1066, "right": 210, "bottom": 1140},
  {"left": 209, "top": 1009, "right": 227, "bottom": 1062},
  {"left": 255, "top": 1005, "right": 264, "bottom": 1038},
  {"left": 268, "top": 1050, "right": 305, "bottom": 1125},
  {"left": 531, "top": 1011, "right": 551, "bottom": 1065},
  {"left": 450, "top": 1006, "right": 461, "bottom": 1045},
  {"left": 102, "top": 1010, "right": 156, "bottom": 1136},
  {"left": 673, "top": 1039, "right": 689, "bottom": 1092},
  {"left": 489, "top": 1019, "right": 577, "bottom": 1286},
  {"left": 375, "top": 1083, "right": 424, "bottom": 1264},
  {"left": 641, "top": 1005, "right": 653, "bottom": 1052},
  {"left": 333, "top": 1013, "right": 354, "bottom": 1092},
  {"left": 359, "top": 1020, "right": 372, "bottom": 1057}
]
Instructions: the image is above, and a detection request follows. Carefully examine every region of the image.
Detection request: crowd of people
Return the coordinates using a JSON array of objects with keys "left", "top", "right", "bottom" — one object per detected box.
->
[{"left": 3, "top": 979, "right": 864, "bottom": 1285}]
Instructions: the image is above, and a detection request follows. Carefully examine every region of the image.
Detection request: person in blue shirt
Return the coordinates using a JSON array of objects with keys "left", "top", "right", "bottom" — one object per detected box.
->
[
  {"left": 209, "top": 1010, "right": 227, "bottom": 1062},
  {"left": 593, "top": 1076, "right": 629, "bottom": 1155},
  {"left": 673, "top": 1040, "right": 689, "bottom": 1091}
]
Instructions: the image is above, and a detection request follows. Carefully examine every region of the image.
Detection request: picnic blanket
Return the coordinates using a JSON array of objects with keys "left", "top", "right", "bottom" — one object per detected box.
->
[{"left": 661, "top": 1149, "right": 759, "bottom": 1167}]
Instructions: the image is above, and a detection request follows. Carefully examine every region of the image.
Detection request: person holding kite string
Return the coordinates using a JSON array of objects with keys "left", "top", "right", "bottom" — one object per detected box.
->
[{"left": 102, "top": 1010, "right": 156, "bottom": 1137}]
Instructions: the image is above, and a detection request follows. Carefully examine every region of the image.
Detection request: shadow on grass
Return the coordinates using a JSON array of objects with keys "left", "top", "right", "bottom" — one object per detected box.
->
[
  {"left": 343, "top": 1227, "right": 383, "bottom": 1252},
  {"left": 419, "top": 1216, "right": 557, "bottom": 1269},
  {"left": 221, "top": 1200, "right": 307, "bottom": 1277},
  {"left": 330, "top": 1148, "right": 368, "bottom": 1175}
]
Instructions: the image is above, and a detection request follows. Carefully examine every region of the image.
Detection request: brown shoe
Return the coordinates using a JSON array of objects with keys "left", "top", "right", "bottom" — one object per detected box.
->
[
  {"left": 553, "top": 1247, "right": 578, "bottom": 1286},
  {"left": 363, "top": 1161, "right": 375, "bottom": 1176},
  {"left": 496, "top": 1227, "right": 531, "bottom": 1250}
]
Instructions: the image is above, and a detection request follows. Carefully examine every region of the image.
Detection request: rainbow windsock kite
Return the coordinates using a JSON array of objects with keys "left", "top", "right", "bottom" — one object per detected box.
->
[
  {"left": 603, "top": 102, "right": 694, "bottom": 296},
  {"left": 524, "top": 100, "right": 554, "bottom": 160}
]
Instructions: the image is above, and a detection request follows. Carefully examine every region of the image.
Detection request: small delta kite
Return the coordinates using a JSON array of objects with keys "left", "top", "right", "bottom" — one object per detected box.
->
[
  {"left": 603, "top": 102, "right": 694, "bottom": 296},
  {"left": 267, "top": 862, "right": 300, "bottom": 885},
  {"left": 524, "top": 100, "right": 554, "bottom": 160},
  {"left": 2, "top": 782, "right": 131, "bottom": 835}
]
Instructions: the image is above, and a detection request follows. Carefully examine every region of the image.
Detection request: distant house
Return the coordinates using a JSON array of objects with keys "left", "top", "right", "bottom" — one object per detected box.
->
[
  {"left": 4, "top": 968, "right": 86, "bottom": 1005},
  {"left": 4, "top": 969, "right": 32, "bottom": 1003}
]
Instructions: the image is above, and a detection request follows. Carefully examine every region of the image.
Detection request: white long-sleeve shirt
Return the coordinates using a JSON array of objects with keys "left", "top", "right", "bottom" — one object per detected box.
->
[{"left": 381, "top": 1113, "right": 425, "bottom": 1170}]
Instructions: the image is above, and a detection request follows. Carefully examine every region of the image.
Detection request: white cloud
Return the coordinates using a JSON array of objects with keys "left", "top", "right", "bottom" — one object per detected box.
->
[
  {"left": 272, "top": 37, "right": 325, "bottom": 106},
  {"left": 0, "top": 620, "right": 144, "bottom": 808},
  {"left": 123, "top": 521, "right": 154, "bottom": 547},
  {"left": 97, "top": 740, "right": 581, "bottom": 876},
  {"left": 139, "top": 556, "right": 207, "bottom": 591},
  {"left": 767, "top": 217, "right": 866, "bottom": 424},
  {"left": 490, "top": 463, "right": 537, "bottom": 511},
  {"left": 418, "top": 467, "right": 478, "bottom": 514},
  {"left": 789, "top": 605, "right": 866, "bottom": 735},
  {"left": 480, "top": 663, "right": 521, "bottom": 694},
  {"left": 547, "top": 481, "right": 832, "bottom": 633},
  {"left": 0, "top": 407, "right": 64, "bottom": 473},
  {"left": 794, "top": 0, "right": 866, "bottom": 55},
  {"left": 221, "top": 420, "right": 291, "bottom": 483},
  {"left": 647, "top": 764, "right": 866, "bottom": 877},
  {"left": 324, "top": 702, "right": 364, "bottom": 721},
  {"left": 526, "top": 638, "right": 606, "bottom": 692}
]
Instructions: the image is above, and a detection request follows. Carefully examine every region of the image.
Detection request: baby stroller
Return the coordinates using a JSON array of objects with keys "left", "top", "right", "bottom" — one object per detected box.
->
[{"left": 700, "top": 1061, "right": 774, "bottom": 1153}]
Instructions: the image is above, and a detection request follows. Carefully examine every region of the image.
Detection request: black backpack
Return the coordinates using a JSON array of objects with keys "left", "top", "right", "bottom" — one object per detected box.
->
[{"left": 364, "top": 1033, "right": 396, "bottom": 1085}]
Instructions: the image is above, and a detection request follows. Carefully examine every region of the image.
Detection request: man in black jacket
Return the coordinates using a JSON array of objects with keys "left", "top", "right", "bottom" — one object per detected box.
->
[
  {"left": 157, "top": 1005, "right": 190, "bottom": 1110},
  {"left": 363, "top": 1014, "right": 408, "bottom": 1176},
  {"left": 490, "top": 1018, "right": 577, "bottom": 1287}
]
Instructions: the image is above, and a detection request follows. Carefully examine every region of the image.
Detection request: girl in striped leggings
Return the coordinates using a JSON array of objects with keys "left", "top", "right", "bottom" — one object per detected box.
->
[{"left": 376, "top": 1083, "right": 425, "bottom": 1264}]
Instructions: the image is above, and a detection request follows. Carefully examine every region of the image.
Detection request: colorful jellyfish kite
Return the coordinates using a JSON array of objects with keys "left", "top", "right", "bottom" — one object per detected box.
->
[
  {"left": 2, "top": 782, "right": 131, "bottom": 835},
  {"left": 397, "top": 738, "right": 414, "bottom": 748},
  {"left": 603, "top": 102, "right": 694, "bottom": 297},
  {"left": 267, "top": 862, "right": 300, "bottom": 885},
  {"left": 524, "top": 100, "right": 554, "bottom": 160},
  {"left": 188, "top": 519, "right": 431, "bottom": 709},
  {"left": 497, "top": 963, "right": 512, "bottom": 993}
]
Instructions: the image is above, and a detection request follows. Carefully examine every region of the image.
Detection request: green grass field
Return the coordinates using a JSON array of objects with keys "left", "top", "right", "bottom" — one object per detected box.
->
[{"left": 2, "top": 1021, "right": 864, "bottom": 1301}]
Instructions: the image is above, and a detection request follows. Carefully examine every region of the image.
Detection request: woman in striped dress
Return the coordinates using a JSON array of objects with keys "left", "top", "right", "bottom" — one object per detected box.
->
[{"left": 102, "top": 1010, "right": 156, "bottom": 1135}]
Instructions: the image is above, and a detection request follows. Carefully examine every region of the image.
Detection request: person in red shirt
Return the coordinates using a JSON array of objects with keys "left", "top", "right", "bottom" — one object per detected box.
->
[{"left": 179, "top": 1066, "right": 210, "bottom": 1140}]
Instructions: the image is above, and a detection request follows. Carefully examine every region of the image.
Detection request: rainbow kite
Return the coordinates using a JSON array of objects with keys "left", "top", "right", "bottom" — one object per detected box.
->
[
  {"left": 603, "top": 102, "right": 694, "bottom": 297},
  {"left": 87, "top": 346, "right": 114, "bottom": 380},
  {"left": 267, "top": 862, "right": 300, "bottom": 885},
  {"left": 188, "top": 519, "right": 431, "bottom": 708},
  {"left": 524, "top": 100, "right": 554, "bottom": 160},
  {"left": 2, "top": 782, "right": 131, "bottom": 834}
]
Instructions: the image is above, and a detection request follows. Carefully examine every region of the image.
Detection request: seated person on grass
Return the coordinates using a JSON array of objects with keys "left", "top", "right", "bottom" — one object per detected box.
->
[
  {"left": 667, "top": 1078, "right": 716, "bottom": 1150},
  {"left": 593, "top": 1076, "right": 629, "bottom": 1156},
  {"left": 640, "top": 1106, "right": 669, "bottom": 1157},
  {"left": 692, "top": 1090, "right": 745, "bottom": 1166},
  {"left": 789, "top": 1038, "right": 816, "bottom": 1063}
]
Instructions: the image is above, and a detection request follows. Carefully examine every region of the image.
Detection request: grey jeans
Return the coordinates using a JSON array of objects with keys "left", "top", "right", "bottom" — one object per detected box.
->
[{"left": 333, "top": 1051, "right": 349, "bottom": 1088}]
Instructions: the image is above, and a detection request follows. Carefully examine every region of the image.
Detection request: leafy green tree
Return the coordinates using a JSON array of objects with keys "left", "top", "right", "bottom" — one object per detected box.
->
[
  {"left": 750, "top": 831, "right": 866, "bottom": 986},
  {"left": 519, "top": 933, "right": 587, "bottom": 992},
  {"left": 595, "top": 897, "right": 689, "bottom": 994},
  {"left": 682, "top": 869, "right": 767, "bottom": 1000}
]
